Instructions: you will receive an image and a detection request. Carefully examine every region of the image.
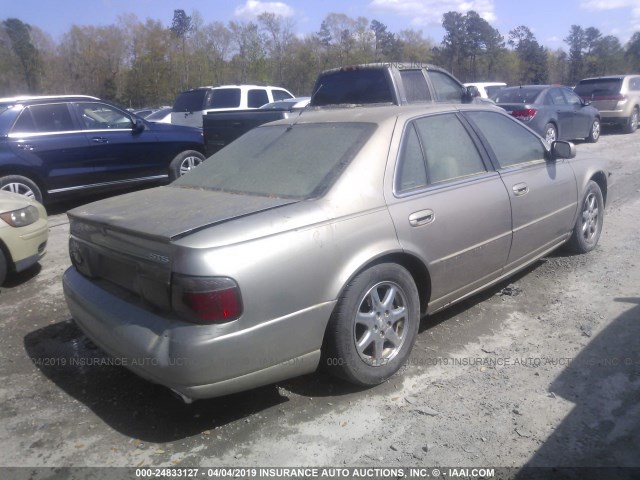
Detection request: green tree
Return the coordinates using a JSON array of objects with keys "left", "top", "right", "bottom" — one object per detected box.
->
[
  {"left": 508, "top": 26, "right": 548, "bottom": 84},
  {"left": 625, "top": 32, "right": 640, "bottom": 71},
  {"left": 170, "top": 9, "right": 194, "bottom": 89},
  {"left": 370, "top": 20, "right": 400, "bottom": 61},
  {"left": 2, "top": 18, "right": 43, "bottom": 93}
]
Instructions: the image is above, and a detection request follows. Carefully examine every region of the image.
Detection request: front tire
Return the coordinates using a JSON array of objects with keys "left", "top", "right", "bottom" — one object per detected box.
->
[
  {"left": 587, "top": 118, "right": 600, "bottom": 143},
  {"left": 0, "top": 175, "right": 43, "bottom": 203},
  {"left": 323, "top": 263, "right": 420, "bottom": 386},
  {"left": 169, "top": 151, "right": 205, "bottom": 181},
  {"left": 566, "top": 180, "right": 604, "bottom": 254},
  {"left": 0, "top": 249, "right": 7, "bottom": 286}
]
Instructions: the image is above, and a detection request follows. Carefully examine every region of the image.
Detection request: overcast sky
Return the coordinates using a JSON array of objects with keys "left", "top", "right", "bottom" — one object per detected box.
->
[{"left": 3, "top": 0, "right": 640, "bottom": 48}]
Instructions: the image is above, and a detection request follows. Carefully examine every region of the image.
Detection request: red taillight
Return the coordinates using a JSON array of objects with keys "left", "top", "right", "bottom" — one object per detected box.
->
[
  {"left": 511, "top": 109, "right": 537, "bottom": 121},
  {"left": 172, "top": 275, "right": 243, "bottom": 324}
]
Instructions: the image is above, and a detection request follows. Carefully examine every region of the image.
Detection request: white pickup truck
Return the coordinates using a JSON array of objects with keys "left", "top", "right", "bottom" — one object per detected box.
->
[{"left": 171, "top": 84, "right": 294, "bottom": 128}]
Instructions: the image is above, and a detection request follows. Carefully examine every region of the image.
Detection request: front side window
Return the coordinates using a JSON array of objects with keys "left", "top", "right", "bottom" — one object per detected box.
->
[
  {"left": 465, "top": 111, "right": 546, "bottom": 168},
  {"left": 12, "top": 103, "right": 75, "bottom": 133},
  {"left": 427, "top": 71, "right": 464, "bottom": 102},
  {"left": 562, "top": 88, "right": 582, "bottom": 107},
  {"left": 78, "top": 103, "right": 133, "bottom": 130},
  {"left": 272, "top": 89, "right": 293, "bottom": 101}
]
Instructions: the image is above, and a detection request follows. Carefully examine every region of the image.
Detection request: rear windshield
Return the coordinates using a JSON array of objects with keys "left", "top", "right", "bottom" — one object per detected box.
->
[
  {"left": 574, "top": 79, "right": 623, "bottom": 97},
  {"left": 494, "top": 87, "right": 543, "bottom": 104},
  {"left": 207, "top": 88, "right": 241, "bottom": 109},
  {"left": 173, "top": 90, "right": 208, "bottom": 112},
  {"left": 311, "top": 69, "right": 393, "bottom": 106},
  {"left": 173, "top": 122, "right": 376, "bottom": 199}
]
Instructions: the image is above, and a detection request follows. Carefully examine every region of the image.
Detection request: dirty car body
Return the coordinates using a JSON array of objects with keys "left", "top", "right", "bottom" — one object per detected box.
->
[{"left": 62, "top": 104, "right": 608, "bottom": 401}]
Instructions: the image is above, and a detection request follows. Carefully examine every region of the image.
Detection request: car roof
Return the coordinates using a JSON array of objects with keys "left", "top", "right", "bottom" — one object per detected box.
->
[
  {"left": 318, "top": 62, "right": 452, "bottom": 75},
  {"left": 266, "top": 102, "right": 506, "bottom": 128},
  {"left": 0, "top": 94, "right": 100, "bottom": 105}
]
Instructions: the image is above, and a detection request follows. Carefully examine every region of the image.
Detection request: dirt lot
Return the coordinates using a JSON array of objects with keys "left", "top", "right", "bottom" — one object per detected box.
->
[{"left": 0, "top": 128, "right": 639, "bottom": 477}]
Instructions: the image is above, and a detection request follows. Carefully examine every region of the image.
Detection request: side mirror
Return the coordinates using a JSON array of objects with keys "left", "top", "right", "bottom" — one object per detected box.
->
[
  {"left": 462, "top": 86, "right": 479, "bottom": 103},
  {"left": 551, "top": 140, "right": 576, "bottom": 159},
  {"left": 133, "top": 117, "right": 145, "bottom": 133}
]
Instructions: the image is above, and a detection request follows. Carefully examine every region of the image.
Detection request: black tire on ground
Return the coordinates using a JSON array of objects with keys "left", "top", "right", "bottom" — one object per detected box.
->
[
  {"left": 587, "top": 118, "right": 600, "bottom": 143},
  {"left": 322, "top": 263, "right": 420, "bottom": 386},
  {"left": 0, "top": 175, "right": 43, "bottom": 203},
  {"left": 566, "top": 180, "right": 604, "bottom": 254},
  {"left": 0, "top": 249, "right": 7, "bottom": 286},
  {"left": 623, "top": 107, "right": 638, "bottom": 134},
  {"left": 169, "top": 151, "right": 205, "bottom": 181},
  {"left": 543, "top": 123, "right": 557, "bottom": 143}
]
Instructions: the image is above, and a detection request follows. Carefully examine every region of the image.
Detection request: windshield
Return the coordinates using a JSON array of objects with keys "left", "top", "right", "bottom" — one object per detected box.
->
[
  {"left": 494, "top": 87, "right": 543, "bottom": 104},
  {"left": 311, "top": 69, "right": 393, "bottom": 106},
  {"left": 574, "top": 79, "right": 623, "bottom": 97},
  {"left": 173, "top": 122, "right": 376, "bottom": 199}
]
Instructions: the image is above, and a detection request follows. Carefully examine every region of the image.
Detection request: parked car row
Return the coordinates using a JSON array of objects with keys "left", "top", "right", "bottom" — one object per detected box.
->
[
  {"left": 467, "top": 74, "right": 639, "bottom": 142},
  {"left": 0, "top": 95, "right": 206, "bottom": 204},
  {"left": 2, "top": 64, "right": 627, "bottom": 402}
]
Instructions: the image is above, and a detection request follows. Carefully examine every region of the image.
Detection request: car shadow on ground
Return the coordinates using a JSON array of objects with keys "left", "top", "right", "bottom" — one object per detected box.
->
[
  {"left": 0, "top": 263, "right": 41, "bottom": 289},
  {"left": 23, "top": 319, "right": 289, "bottom": 444},
  {"left": 515, "top": 298, "right": 640, "bottom": 479}
]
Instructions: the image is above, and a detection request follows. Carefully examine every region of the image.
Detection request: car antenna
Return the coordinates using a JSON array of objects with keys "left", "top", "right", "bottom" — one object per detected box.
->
[{"left": 287, "top": 84, "right": 323, "bottom": 131}]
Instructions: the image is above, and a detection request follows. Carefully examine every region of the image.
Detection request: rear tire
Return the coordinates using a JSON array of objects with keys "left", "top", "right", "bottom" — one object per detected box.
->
[
  {"left": 0, "top": 175, "right": 43, "bottom": 203},
  {"left": 322, "top": 263, "right": 420, "bottom": 386},
  {"left": 169, "top": 151, "right": 205, "bottom": 181},
  {"left": 543, "top": 123, "right": 557, "bottom": 143},
  {"left": 623, "top": 107, "right": 638, "bottom": 134},
  {"left": 566, "top": 180, "right": 604, "bottom": 254}
]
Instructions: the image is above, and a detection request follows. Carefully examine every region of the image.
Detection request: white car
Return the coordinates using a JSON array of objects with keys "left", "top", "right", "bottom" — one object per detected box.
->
[
  {"left": 171, "top": 85, "right": 294, "bottom": 128},
  {"left": 465, "top": 82, "right": 507, "bottom": 99},
  {"left": 0, "top": 191, "right": 48, "bottom": 285}
]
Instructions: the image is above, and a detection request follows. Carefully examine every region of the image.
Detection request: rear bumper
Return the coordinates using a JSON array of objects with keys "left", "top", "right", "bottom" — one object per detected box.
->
[{"left": 62, "top": 267, "right": 329, "bottom": 400}]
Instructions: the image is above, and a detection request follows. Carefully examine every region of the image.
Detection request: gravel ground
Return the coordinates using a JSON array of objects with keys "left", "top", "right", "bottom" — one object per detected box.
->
[{"left": 0, "top": 128, "right": 639, "bottom": 478}]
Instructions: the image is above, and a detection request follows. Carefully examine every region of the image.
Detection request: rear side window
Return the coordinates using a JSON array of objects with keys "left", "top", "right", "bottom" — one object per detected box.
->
[
  {"left": 465, "top": 111, "right": 545, "bottom": 167},
  {"left": 494, "top": 88, "right": 543, "bottom": 104},
  {"left": 247, "top": 89, "right": 269, "bottom": 108},
  {"left": 427, "top": 71, "right": 463, "bottom": 102},
  {"left": 396, "top": 125, "right": 428, "bottom": 192},
  {"left": 399, "top": 70, "right": 432, "bottom": 103},
  {"left": 173, "top": 90, "right": 208, "bottom": 112},
  {"left": 574, "top": 79, "right": 623, "bottom": 97},
  {"left": 414, "top": 114, "right": 486, "bottom": 184},
  {"left": 311, "top": 69, "right": 393, "bottom": 106},
  {"left": 208, "top": 88, "right": 241, "bottom": 109},
  {"left": 628, "top": 77, "right": 640, "bottom": 91},
  {"left": 12, "top": 103, "right": 75, "bottom": 133}
]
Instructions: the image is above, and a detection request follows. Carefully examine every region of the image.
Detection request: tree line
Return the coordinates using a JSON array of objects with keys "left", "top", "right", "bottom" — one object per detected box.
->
[{"left": 1, "top": 9, "right": 639, "bottom": 108}]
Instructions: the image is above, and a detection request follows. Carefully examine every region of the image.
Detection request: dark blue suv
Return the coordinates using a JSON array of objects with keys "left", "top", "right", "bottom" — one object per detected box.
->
[{"left": 0, "top": 95, "right": 205, "bottom": 203}]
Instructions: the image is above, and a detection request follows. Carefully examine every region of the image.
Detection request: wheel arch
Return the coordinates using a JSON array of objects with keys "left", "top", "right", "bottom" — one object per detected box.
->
[
  {"left": 332, "top": 251, "right": 432, "bottom": 318},
  {"left": 0, "top": 167, "right": 47, "bottom": 199},
  {"left": 590, "top": 170, "right": 608, "bottom": 207}
]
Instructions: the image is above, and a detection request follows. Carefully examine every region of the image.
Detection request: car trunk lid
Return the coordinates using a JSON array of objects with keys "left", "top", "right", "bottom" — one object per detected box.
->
[{"left": 67, "top": 186, "right": 297, "bottom": 311}]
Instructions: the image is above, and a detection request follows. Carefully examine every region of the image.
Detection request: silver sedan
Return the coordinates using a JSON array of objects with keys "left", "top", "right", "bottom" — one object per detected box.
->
[{"left": 62, "top": 103, "right": 608, "bottom": 402}]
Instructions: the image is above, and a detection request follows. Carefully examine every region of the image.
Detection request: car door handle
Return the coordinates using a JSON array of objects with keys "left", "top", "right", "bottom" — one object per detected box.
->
[
  {"left": 91, "top": 137, "right": 109, "bottom": 144},
  {"left": 512, "top": 183, "right": 529, "bottom": 196},
  {"left": 409, "top": 209, "right": 434, "bottom": 227},
  {"left": 16, "top": 144, "right": 35, "bottom": 151}
]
